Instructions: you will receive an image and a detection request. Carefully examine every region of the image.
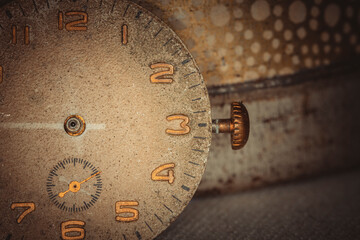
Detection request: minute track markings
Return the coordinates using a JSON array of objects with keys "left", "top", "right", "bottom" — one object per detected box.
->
[
  {"left": 144, "top": 18, "right": 153, "bottom": 29},
  {"left": 17, "top": 3, "right": 25, "bottom": 16},
  {"left": 154, "top": 27, "right": 163, "bottom": 38},
  {"left": 184, "top": 172, "right": 195, "bottom": 178},
  {"left": 163, "top": 204, "right": 173, "bottom": 213},
  {"left": 123, "top": 3, "right": 130, "bottom": 17},
  {"left": 111, "top": 0, "right": 117, "bottom": 13},
  {"left": 135, "top": 11, "right": 142, "bottom": 19},
  {"left": 189, "top": 83, "right": 200, "bottom": 89},
  {"left": 163, "top": 37, "right": 173, "bottom": 46},
  {"left": 32, "top": 0, "right": 38, "bottom": 13},
  {"left": 145, "top": 221, "right": 154, "bottom": 232},
  {"left": 154, "top": 214, "right": 163, "bottom": 224}
]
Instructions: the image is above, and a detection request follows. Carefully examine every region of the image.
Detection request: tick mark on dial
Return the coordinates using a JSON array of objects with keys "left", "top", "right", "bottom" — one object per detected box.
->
[
  {"left": 154, "top": 214, "right": 163, "bottom": 224},
  {"left": 198, "top": 123, "right": 207, "bottom": 127},
  {"left": 184, "top": 172, "right": 195, "bottom": 178},
  {"left": 154, "top": 27, "right": 163, "bottom": 38},
  {"left": 193, "top": 110, "right": 207, "bottom": 114},
  {"left": 171, "top": 49, "right": 180, "bottom": 56},
  {"left": 145, "top": 221, "right": 154, "bottom": 232},
  {"left": 192, "top": 97, "right": 202, "bottom": 101},
  {"left": 111, "top": 0, "right": 117, "bottom": 13},
  {"left": 189, "top": 161, "right": 200, "bottom": 166},
  {"left": 163, "top": 37, "right": 173, "bottom": 46},
  {"left": 123, "top": 4, "right": 130, "bottom": 17},
  {"left": 145, "top": 19, "right": 153, "bottom": 29},
  {"left": 192, "top": 149, "right": 205, "bottom": 153},
  {"left": 181, "top": 59, "right": 191, "bottom": 65},
  {"left": 163, "top": 204, "right": 173, "bottom": 213},
  {"left": 172, "top": 195, "right": 182, "bottom": 203},
  {"left": 5, "top": 10, "right": 12, "bottom": 19},
  {"left": 181, "top": 185, "right": 190, "bottom": 191},
  {"left": 32, "top": 0, "right": 38, "bottom": 13},
  {"left": 18, "top": 3, "right": 25, "bottom": 16},
  {"left": 189, "top": 84, "right": 200, "bottom": 89},
  {"left": 184, "top": 72, "right": 196, "bottom": 78},
  {"left": 135, "top": 11, "right": 142, "bottom": 19},
  {"left": 135, "top": 231, "right": 142, "bottom": 240}
]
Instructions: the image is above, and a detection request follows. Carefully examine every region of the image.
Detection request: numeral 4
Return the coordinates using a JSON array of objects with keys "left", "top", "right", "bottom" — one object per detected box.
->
[{"left": 151, "top": 163, "right": 175, "bottom": 184}]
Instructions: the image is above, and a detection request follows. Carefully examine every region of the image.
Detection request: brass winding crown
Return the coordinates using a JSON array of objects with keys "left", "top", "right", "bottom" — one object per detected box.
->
[
  {"left": 231, "top": 102, "right": 250, "bottom": 150},
  {"left": 212, "top": 102, "right": 250, "bottom": 150}
]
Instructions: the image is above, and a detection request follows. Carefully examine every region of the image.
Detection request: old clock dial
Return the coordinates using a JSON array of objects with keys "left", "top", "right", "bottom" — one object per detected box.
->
[{"left": 0, "top": 0, "right": 212, "bottom": 239}]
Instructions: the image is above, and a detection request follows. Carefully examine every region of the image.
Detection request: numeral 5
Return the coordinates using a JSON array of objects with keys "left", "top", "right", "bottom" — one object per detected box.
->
[{"left": 115, "top": 201, "right": 139, "bottom": 222}]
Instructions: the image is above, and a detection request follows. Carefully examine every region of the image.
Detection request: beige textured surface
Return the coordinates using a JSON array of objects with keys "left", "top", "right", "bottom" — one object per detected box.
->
[{"left": 157, "top": 169, "right": 360, "bottom": 239}]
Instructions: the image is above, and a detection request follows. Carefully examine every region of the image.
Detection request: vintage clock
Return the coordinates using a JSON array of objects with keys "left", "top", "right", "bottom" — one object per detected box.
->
[{"left": 0, "top": 0, "right": 249, "bottom": 239}]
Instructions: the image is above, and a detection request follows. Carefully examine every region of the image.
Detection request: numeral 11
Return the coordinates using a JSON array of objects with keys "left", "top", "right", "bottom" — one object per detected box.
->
[{"left": 12, "top": 25, "right": 30, "bottom": 45}]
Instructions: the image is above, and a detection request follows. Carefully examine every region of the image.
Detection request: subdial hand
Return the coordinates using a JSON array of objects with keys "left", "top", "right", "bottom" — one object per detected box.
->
[{"left": 58, "top": 171, "right": 101, "bottom": 198}]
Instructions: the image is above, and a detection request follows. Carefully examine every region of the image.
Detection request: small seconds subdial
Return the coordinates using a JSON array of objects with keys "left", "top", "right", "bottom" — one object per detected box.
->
[{"left": 46, "top": 158, "right": 103, "bottom": 212}]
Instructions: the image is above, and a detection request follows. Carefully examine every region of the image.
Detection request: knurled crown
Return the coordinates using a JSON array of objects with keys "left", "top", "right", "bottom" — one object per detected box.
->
[{"left": 231, "top": 102, "right": 250, "bottom": 150}]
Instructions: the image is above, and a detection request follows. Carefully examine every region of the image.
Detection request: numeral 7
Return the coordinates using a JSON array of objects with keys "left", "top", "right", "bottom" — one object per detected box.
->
[{"left": 11, "top": 202, "right": 35, "bottom": 223}]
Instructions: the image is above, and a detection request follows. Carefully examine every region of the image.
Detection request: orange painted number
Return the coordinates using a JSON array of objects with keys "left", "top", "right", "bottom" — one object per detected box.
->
[
  {"left": 59, "top": 11, "right": 88, "bottom": 31},
  {"left": 151, "top": 163, "right": 175, "bottom": 184},
  {"left": 10, "top": 202, "right": 35, "bottom": 224},
  {"left": 115, "top": 201, "right": 139, "bottom": 222},
  {"left": 61, "top": 220, "right": 86, "bottom": 240},
  {"left": 150, "top": 63, "right": 174, "bottom": 83},
  {"left": 0, "top": 65, "right": 3, "bottom": 84},
  {"left": 166, "top": 115, "right": 190, "bottom": 135}
]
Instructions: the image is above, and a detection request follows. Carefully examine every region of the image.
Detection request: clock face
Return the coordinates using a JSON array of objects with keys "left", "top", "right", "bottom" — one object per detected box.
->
[{"left": 0, "top": 1, "right": 212, "bottom": 239}]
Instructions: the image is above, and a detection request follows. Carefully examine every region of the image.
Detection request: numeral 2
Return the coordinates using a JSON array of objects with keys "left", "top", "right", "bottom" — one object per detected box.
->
[
  {"left": 58, "top": 11, "right": 88, "bottom": 31},
  {"left": 150, "top": 63, "right": 174, "bottom": 83},
  {"left": 10, "top": 202, "right": 35, "bottom": 224}
]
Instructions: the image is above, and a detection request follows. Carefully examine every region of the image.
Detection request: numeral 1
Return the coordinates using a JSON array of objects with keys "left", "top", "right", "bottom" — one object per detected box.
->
[
  {"left": 10, "top": 202, "right": 35, "bottom": 223},
  {"left": 0, "top": 66, "right": 3, "bottom": 84},
  {"left": 61, "top": 220, "right": 85, "bottom": 240},
  {"left": 115, "top": 201, "right": 139, "bottom": 222},
  {"left": 12, "top": 25, "right": 16, "bottom": 44},
  {"left": 122, "top": 24, "right": 128, "bottom": 45}
]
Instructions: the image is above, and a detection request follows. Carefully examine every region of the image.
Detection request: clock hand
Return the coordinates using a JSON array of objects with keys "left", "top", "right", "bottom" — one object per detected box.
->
[
  {"left": 80, "top": 171, "right": 101, "bottom": 184},
  {"left": 58, "top": 172, "right": 101, "bottom": 198}
]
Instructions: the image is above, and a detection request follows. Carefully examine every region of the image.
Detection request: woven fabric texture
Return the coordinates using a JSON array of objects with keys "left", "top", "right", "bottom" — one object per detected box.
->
[{"left": 157, "top": 170, "right": 360, "bottom": 240}]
